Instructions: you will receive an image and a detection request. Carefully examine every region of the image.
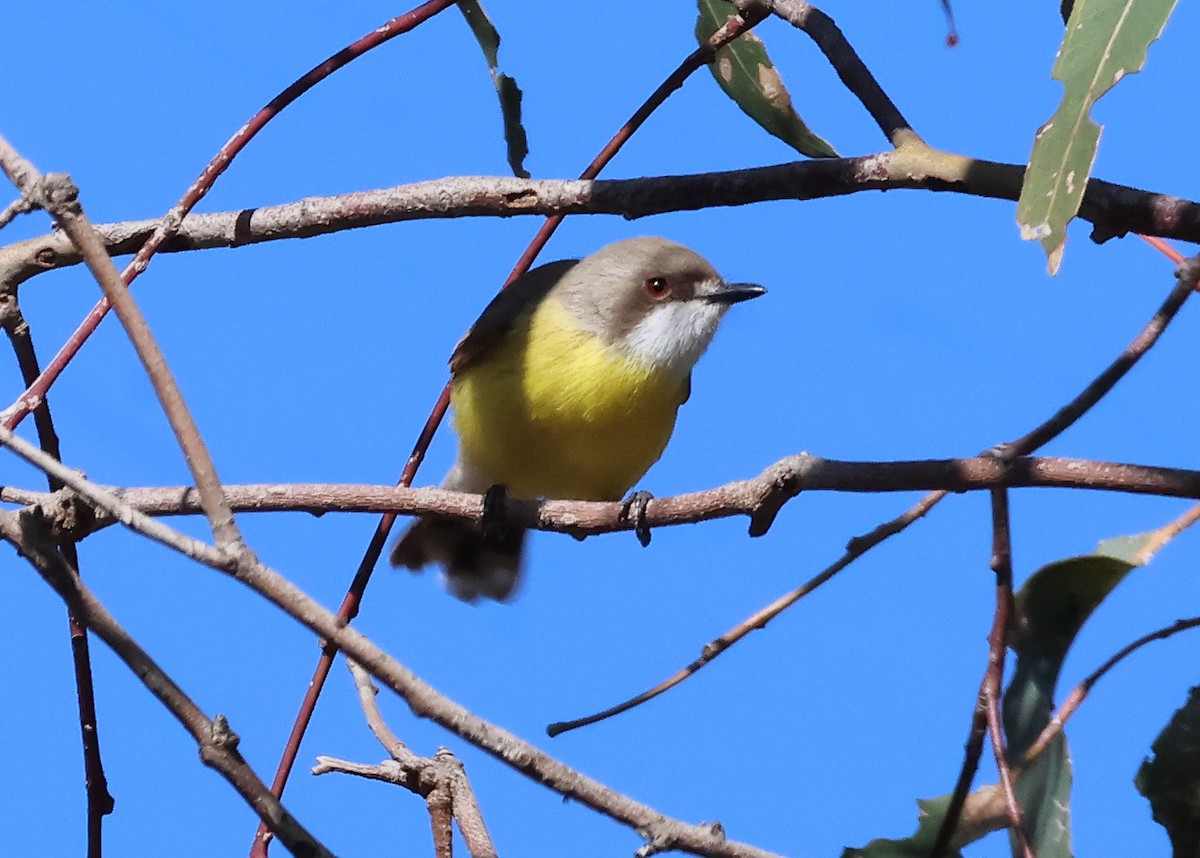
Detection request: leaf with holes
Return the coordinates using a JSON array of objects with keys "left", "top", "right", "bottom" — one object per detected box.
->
[{"left": 1016, "top": 0, "right": 1177, "bottom": 274}]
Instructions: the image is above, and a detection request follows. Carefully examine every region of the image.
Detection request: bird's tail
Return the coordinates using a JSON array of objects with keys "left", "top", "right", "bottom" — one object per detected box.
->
[{"left": 390, "top": 516, "right": 525, "bottom": 602}]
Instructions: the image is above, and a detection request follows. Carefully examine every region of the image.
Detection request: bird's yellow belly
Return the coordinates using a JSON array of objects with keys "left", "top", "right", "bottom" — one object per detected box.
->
[{"left": 451, "top": 297, "right": 685, "bottom": 501}]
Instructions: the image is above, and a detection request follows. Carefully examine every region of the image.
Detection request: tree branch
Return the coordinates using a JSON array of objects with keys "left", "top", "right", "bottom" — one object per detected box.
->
[
  {"left": 316, "top": 659, "right": 499, "bottom": 858},
  {"left": 6, "top": 455, "right": 1200, "bottom": 544},
  {"left": 3, "top": 154, "right": 1198, "bottom": 294}
]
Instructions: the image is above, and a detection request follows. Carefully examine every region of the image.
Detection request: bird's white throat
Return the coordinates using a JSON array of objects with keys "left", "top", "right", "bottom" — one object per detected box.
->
[{"left": 620, "top": 298, "right": 726, "bottom": 377}]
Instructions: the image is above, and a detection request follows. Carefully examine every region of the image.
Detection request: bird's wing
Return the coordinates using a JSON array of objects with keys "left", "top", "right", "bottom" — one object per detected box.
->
[{"left": 449, "top": 259, "right": 580, "bottom": 375}]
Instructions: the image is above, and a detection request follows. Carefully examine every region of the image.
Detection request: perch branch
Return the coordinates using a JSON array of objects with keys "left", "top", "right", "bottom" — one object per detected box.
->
[
  {"left": 10, "top": 456, "right": 1200, "bottom": 541},
  {"left": 9, "top": 456, "right": 1200, "bottom": 542}
]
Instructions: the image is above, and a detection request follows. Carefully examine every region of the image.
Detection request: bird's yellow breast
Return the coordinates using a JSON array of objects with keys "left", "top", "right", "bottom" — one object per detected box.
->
[{"left": 451, "top": 296, "right": 686, "bottom": 501}]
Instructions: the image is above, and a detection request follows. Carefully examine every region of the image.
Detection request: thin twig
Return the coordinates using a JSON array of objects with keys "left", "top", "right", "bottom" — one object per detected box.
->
[
  {"left": 15, "top": 162, "right": 245, "bottom": 551},
  {"left": 0, "top": 194, "right": 36, "bottom": 229},
  {"left": 1005, "top": 254, "right": 1200, "bottom": 456},
  {"left": 0, "top": 422, "right": 229, "bottom": 567},
  {"left": 343, "top": 659, "right": 498, "bottom": 858},
  {"left": 982, "top": 489, "right": 1032, "bottom": 856},
  {"left": 1020, "top": 615, "right": 1200, "bottom": 766},
  {"left": 0, "top": 510, "right": 333, "bottom": 858},
  {"left": 546, "top": 489, "right": 939, "bottom": 735},
  {"left": 738, "top": 0, "right": 917, "bottom": 146},
  {"left": 1132, "top": 502, "right": 1200, "bottom": 566},
  {"left": 0, "top": 286, "right": 113, "bottom": 855},
  {"left": 931, "top": 487, "right": 1022, "bottom": 858}
]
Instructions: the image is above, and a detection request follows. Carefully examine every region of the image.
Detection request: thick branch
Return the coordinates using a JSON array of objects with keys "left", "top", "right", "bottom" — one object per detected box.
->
[
  {"left": 2, "top": 154, "right": 1197, "bottom": 290},
  {"left": 7, "top": 454, "right": 1200, "bottom": 543}
]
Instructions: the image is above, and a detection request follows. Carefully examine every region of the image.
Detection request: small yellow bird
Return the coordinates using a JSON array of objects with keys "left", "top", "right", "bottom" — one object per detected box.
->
[{"left": 391, "top": 236, "right": 764, "bottom": 601}]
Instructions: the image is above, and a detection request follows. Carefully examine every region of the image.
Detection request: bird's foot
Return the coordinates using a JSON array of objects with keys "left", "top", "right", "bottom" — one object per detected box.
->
[
  {"left": 619, "top": 489, "right": 655, "bottom": 548},
  {"left": 481, "top": 484, "right": 509, "bottom": 540}
]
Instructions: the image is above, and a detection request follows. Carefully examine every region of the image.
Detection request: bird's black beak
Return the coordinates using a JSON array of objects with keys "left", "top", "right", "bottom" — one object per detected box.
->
[{"left": 706, "top": 281, "right": 766, "bottom": 305}]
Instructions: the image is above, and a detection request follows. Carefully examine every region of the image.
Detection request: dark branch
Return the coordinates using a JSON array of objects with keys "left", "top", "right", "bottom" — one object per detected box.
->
[{"left": 3, "top": 155, "right": 1197, "bottom": 292}]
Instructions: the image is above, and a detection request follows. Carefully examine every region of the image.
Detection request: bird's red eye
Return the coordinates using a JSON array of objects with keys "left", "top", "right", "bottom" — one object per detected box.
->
[{"left": 645, "top": 277, "right": 670, "bottom": 298}]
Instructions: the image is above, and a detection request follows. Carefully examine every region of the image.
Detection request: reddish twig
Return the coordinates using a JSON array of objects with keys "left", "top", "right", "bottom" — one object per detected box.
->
[
  {"left": 0, "top": 284, "right": 113, "bottom": 856},
  {"left": 982, "top": 489, "right": 1032, "bottom": 857},
  {"left": 1020, "top": 615, "right": 1200, "bottom": 767}
]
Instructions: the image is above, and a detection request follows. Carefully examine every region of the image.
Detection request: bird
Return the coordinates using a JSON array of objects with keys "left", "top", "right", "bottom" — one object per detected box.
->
[{"left": 390, "top": 236, "right": 765, "bottom": 601}]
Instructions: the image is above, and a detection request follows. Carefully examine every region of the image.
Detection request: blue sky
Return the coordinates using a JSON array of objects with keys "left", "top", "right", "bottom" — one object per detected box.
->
[{"left": 3, "top": 2, "right": 1199, "bottom": 856}]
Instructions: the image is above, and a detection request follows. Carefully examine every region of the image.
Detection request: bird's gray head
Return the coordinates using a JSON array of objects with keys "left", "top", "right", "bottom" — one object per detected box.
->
[{"left": 555, "top": 237, "right": 765, "bottom": 377}]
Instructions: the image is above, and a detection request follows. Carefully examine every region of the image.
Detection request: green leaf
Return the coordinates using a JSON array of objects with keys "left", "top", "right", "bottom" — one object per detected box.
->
[
  {"left": 1016, "top": 0, "right": 1178, "bottom": 274},
  {"left": 841, "top": 796, "right": 966, "bottom": 857},
  {"left": 1136, "top": 686, "right": 1200, "bottom": 856},
  {"left": 695, "top": 0, "right": 838, "bottom": 159},
  {"left": 1002, "top": 532, "right": 1152, "bottom": 857},
  {"left": 457, "top": 0, "right": 530, "bottom": 178},
  {"left": 845, "top": 533, "right": 1152, "bottom": 856}
]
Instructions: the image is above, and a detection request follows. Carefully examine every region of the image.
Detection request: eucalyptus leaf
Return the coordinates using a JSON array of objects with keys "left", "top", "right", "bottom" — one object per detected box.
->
[
  {"left": 1002, "top": 531, "right": 1152, "bottom": 856},
  {"left": 841, "top": 795, "right": 966, "bottom": 857},
  {"left": 846, "top": 532, "right": 1152, "bottom": 855},
  {"left": 695, "top": 0, "right": 837, "bottom": 158},
  {"left": 1017, "top": 0, "right": 1177, "bottom": 274},
  {"left": 457, "top": 0, "right": 529, "bottom": 178}
]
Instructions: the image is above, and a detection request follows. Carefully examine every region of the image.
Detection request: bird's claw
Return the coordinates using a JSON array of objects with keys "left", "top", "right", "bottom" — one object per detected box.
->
[
  {"left": 481, "top": 484, "right": 509, "bottom": 540},
  {"left": 620, "top": 489, "right": 655, "bottom": 548}
]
